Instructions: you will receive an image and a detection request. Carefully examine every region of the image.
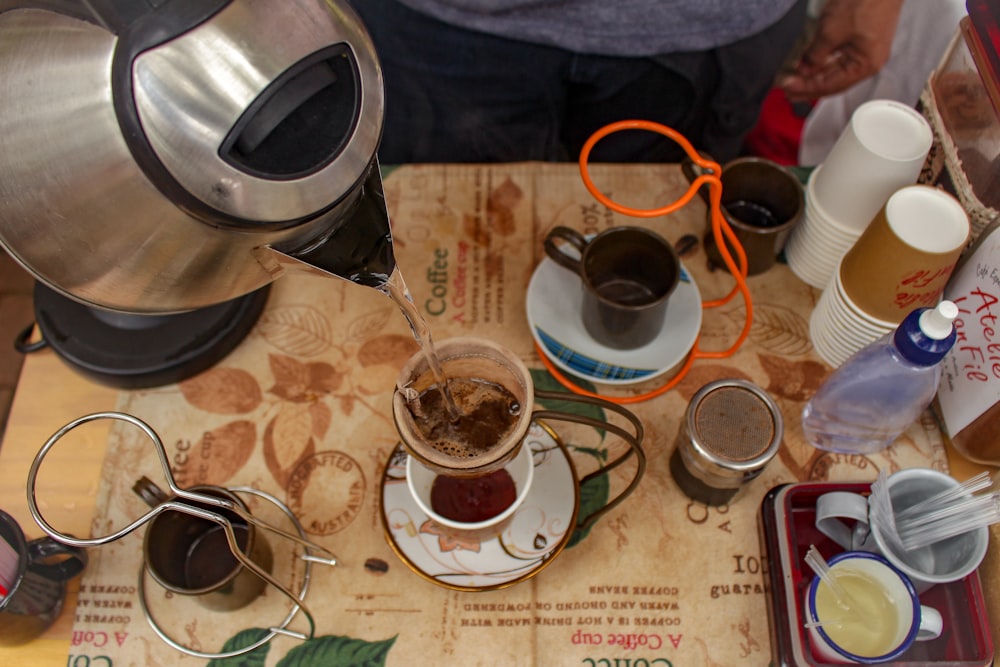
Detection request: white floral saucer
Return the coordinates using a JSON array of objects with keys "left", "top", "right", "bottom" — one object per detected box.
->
[{"left": 379, "top": 422, "right": 579, "bottom": 592}]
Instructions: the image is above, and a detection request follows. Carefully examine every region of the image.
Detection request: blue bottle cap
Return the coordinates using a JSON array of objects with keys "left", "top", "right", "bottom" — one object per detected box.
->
[{"left": 893, "top": 301, "right": 958, "bottom": 366}]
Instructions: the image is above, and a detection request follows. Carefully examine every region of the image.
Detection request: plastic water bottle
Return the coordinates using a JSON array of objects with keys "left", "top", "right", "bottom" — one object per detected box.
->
[{"left": 802, "top": 301, "right": 958, "bottom": 454}]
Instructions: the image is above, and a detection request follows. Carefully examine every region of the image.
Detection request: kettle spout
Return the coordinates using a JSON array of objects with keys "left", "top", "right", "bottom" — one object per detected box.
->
[{"left": 259, "top": 163, "right": 396, "bottom": 288}]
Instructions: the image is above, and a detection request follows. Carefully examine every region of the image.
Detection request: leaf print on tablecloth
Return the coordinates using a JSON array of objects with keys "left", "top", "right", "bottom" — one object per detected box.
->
[
  {"left": 173, "top": 420, "right": 257, "bottom": 488},
  {"left": 486, "top": 176, "right": 523, "bottom": 237},
  {"left": 531, "top": 368, "right": 612, "bottom": 547},
  {"left": 727, "top": 304, "right": 812, "bottom": 356},
  {"left": 674, "top": 363, "right": 752, "bottom": 401},
  {"left": 310, "top": 401, "right": 333, "bottom": 440},
  {"left": 258, "top": 306, "right": 333, "bottom": 357},
  {"left": 345, "top": 308, "right": 397, "bottom": 345},
  {"left": 179, "top": 367, "right": 262, "bottom": 414},
  {"left": 570, "top": 468, "right": 609, "bottom": 549},
  {"left": 277, "top": 634, "right": 397, "bottom": 667},
  {"left": 207, "top": 627, "right": 271, "bottom": 666},
  {"left": 357, "top": 334, "right": 419, "bottom": 369},
  {"left": 263, "top": 405, "right": 319, "bottom": 489},
  {"left": 531, "top": 369, "right": 604, "bottom": 424},
  {"left": 759, "top": 353, "right": 829, "bottom": 402},
  {"left": 269, "top": 354, "right": 344, "bottom": 402}
]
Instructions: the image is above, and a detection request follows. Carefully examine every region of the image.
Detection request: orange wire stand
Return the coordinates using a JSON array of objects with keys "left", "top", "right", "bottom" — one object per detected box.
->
[{"left": 536, "top": 119, "right": 754, "bottom": 404}]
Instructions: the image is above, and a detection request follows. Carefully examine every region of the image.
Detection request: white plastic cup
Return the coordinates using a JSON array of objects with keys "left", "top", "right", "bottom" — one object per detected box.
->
[
  {"left": 812, "top": 100, "right": 932, "bottom": 232},
  {"left": 815, "top": 468, "right": 989, "bottom": 592}
]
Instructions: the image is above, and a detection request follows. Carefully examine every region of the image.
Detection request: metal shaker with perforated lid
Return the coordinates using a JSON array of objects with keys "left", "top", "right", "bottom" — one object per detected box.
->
[{"left": 669, "top": 379, "right": 783, "bottom": 506}]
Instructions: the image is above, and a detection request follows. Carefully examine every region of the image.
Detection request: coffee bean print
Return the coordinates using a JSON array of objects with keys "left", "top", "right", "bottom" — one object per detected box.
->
[{"left": 357, "top": 334, "right": 419, "bottom": 369}]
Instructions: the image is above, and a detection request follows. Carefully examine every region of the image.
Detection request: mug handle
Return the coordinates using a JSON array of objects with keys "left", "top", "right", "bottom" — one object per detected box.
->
[
  {"left": 132, "top": 475, "right": 169, "bottom": 508},
  {"left": 26, "top": 537, "right": 87, "bottom": 581},
  {"left": 916, "top": 606, "right": 943, "bottom": 641},
  {"left": 815, "top": 491, "right": 871, "bottom": 550},
  {"left": 543, "top": 226, "right": 589, "bottom": 275},
  {"left": 532, "top": 390, "right": 645, "bottom": 531},
  {"left": 679, "top": 150, "right": 719, "bottom": 205}
]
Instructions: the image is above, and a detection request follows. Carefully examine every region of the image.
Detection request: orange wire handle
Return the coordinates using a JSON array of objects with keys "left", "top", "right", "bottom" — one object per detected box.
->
[{"left": 538, "top": 120, "right": 754, "bottom": 404}]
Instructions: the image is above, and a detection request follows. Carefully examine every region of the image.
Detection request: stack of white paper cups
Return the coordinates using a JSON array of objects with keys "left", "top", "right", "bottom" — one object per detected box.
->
[
  {"left": 787, "top": 100, "right": 933, "bottom": 288},
  {"left": 810, "top": 185, "right": 970, "bottom": 367},
  {"left": 810, "top": 270, "right": 898, "bottom": 367},
  {"left": 785, "top": 168, "right": 866, "bottom": 287}
]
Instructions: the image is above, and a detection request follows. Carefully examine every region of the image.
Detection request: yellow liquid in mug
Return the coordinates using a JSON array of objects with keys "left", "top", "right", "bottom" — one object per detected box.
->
[{"left": 814, "top": 569, "right": 902, "bottom": 657}]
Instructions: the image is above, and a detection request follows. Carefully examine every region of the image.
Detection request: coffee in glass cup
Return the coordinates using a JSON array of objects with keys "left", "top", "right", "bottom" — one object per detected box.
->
[
  {"left": 393, "top": 337, "right": 534, "bottom": 477},
  {"left": 394, "top": 336, "right": 647, "bottom": 533}
]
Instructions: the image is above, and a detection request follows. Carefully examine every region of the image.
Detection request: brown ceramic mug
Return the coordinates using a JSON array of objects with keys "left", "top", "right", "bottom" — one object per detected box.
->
[{"left": 543, "top": 225, "right": 679, "bottom": 349}]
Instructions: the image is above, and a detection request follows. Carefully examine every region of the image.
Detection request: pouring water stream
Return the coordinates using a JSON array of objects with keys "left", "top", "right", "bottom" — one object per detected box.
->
[
  {"left": 298, "top": 163, "right": 463, "bottom": 421},
  {"left": 378, "top": 268, "right": 462, "bottom": 421}
]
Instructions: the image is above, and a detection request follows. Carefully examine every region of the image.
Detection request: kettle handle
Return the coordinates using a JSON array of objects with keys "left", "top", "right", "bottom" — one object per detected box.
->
[
  {"left": 0, "top": 1, "right": 91, "bottom": 23},
  {"left": 0, "top": 0, "right": 229, "bottom": 36},
  {"left": 0, "top": 0, "right": 152, "bottom": 31},
  {"left": 14, "top": 322, "right": 47, "bottom": 354}
]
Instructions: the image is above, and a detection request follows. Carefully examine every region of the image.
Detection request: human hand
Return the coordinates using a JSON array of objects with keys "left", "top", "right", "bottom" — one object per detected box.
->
[{"left": 779, "top": 0, "right": 904, "bottom": 101}]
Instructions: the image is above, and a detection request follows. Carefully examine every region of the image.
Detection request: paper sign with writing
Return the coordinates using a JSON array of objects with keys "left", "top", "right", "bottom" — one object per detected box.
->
[{"left": 938, "top": 226, "right": 1000, "bottom": 436}]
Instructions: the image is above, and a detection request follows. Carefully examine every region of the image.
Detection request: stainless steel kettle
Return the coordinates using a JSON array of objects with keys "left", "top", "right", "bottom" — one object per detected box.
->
[{"left": 0, "top": 0, "right": 389, "bottom": 314}]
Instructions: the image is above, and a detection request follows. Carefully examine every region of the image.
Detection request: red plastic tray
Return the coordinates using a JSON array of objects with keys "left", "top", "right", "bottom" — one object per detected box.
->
[{"left": 759, "top": 481, "right": 994, "bottom": 666}]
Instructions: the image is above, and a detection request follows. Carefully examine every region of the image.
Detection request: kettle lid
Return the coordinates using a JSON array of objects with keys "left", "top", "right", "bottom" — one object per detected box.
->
[{"left": 110, "top": 0, "right": 384, "bottom": 227}]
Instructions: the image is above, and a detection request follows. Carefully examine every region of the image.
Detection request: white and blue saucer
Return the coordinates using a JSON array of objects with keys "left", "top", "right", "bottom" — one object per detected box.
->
[{"left": 526, "top": 256, "right": 702, "bottom": 386}]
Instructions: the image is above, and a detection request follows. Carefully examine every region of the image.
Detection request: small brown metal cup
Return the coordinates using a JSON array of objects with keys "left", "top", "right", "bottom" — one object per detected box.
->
[
  {"left": 133, "top": 478, "right": 273, "bottom": 612},
  {"left": 684, "top": 156, "right": 803, "bottom": 276},
  {"left": 0, "top": 509, "right": 86, "bottom": 646},
  {"left": 544, "top": 225, "right": 679, "bottom": 349}
]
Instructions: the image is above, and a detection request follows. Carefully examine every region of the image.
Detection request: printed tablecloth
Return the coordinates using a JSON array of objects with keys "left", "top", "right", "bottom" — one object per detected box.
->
[{"left": 60, "top": 163, "right": 953, "bottom": 666}]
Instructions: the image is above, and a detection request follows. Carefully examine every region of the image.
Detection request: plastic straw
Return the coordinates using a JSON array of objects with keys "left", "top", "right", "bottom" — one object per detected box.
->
[
  {"left": 869, "top": 470, "right": 906, "bottom": 554},
  {"left": 896, "top": 492, "right": 1000, "bottom": 535},
  {"left": 895, "top": 471, "right": 992, "bottom": 522},
  {"left": 899, "top": 495, "right": 1000, "bottom": 550},
  {"left": 804, "top": 545, "right": 873, "bottom": 623}
]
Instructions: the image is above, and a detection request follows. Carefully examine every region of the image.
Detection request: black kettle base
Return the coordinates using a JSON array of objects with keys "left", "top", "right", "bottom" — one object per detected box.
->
[{"left": 29, "top": 283, "right": 271, "bottom": 389}]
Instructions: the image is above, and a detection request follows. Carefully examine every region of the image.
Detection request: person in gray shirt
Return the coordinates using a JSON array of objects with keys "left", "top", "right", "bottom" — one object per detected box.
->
[{"left": 350, "top": 0, "right": 903, "bottom": 163}]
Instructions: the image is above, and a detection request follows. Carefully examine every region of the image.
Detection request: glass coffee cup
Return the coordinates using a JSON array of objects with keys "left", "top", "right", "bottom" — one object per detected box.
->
[
  {"left": 392, "top": 337, "right": 646, "bottom": 529},
  {"left": 393, "top": 337, "right": 533, "bottom": 477}
]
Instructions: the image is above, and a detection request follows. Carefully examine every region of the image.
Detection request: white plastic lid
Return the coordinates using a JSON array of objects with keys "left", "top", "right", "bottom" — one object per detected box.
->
[{"left": 919, "top": 301, "right": 959, "bottom": 340}]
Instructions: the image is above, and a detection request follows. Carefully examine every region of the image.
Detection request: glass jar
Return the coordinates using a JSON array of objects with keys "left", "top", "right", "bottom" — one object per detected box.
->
[{"left": 920, "top": 0, "right": 1000, "bottom": 242}]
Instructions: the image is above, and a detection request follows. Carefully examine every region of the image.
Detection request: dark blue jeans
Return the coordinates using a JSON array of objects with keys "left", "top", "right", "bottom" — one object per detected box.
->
[{"left": 350, "top": 0, "right": 806, "bottom": 163}]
